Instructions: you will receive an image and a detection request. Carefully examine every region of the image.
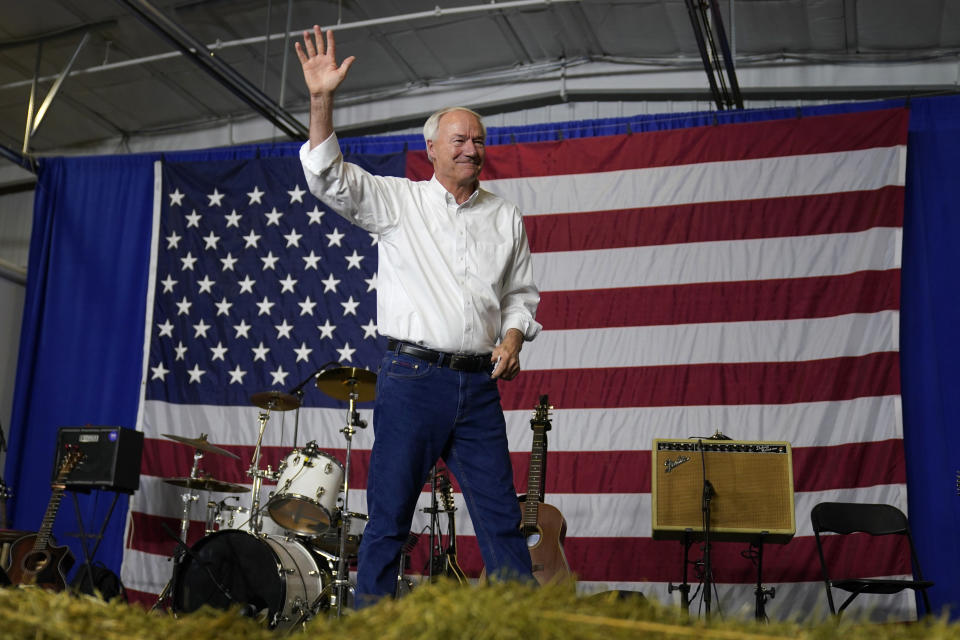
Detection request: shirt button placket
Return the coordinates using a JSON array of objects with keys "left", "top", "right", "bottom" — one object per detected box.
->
[{"left": 456, "top": 207, "right": 470, "bottom": 345}]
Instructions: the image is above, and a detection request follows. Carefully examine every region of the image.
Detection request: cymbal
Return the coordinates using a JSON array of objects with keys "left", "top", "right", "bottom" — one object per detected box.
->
[
  {"left": 250, "top": 390, "right": 301, "bottom": 411},
  {"left": 163, "top": 476, "right": 250, "bottom": 493},
  {"left": 161, "top": 433, "right": 240, "bottom": 460},
  {"left": 316, "top": 366, "right": 377, "bottom": 402}
]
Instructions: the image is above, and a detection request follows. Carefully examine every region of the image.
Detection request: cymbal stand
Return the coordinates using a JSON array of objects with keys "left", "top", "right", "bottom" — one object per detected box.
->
[
  {"left": 307, "top": 376, "right": 366, "bottom": 620},
  {"left": 178, "top": 447, "right": 206, "bottom": 545},
  {"left": 247, "top": 403, "right": 276, "bottom": 536},
  {"left": 153, "top": 446, "right": 204, "bottom": 610}
]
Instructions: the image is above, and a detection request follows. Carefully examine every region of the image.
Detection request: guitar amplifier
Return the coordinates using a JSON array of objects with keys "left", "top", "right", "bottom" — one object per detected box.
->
[
  {"left": 651, "top": 439, "right": 795, "bottom": 544},
  {"left": 53, "top": 426, "right": 144, "bottom": 493}
]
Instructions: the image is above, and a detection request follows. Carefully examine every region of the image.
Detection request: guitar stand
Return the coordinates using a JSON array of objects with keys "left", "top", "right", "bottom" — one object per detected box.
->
[
  {"left": 423, "top": 465, "right": 442, "bottom": 581},
  {"left": 67, "top": 489, "right": 121, "bottom": 596}
]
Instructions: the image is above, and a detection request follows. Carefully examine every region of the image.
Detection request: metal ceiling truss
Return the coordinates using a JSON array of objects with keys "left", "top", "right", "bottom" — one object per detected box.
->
[
  {"left": 4, "top": 30, "right": 94, "bottom": 172},
  {"left": 115, "top": 0, "right": 309, "bottom": 140},
  {"left": 684, "top": 0, "right": 743, "bottom": 110}
]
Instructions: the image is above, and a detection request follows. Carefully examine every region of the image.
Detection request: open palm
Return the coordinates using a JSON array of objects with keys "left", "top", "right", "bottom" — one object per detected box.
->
[{"left": 295, "top": 26, "right": 355, "bottom": 97}]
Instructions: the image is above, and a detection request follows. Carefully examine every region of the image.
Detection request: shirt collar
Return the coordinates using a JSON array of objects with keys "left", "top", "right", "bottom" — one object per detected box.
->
[{"left": 429, "top": 175, "right": 481, "bottom": 207}]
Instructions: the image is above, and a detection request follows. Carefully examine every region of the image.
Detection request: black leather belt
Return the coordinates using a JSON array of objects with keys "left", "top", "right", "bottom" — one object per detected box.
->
[{"left": 386, "top": 339, "right": 492, "bottom": 373}]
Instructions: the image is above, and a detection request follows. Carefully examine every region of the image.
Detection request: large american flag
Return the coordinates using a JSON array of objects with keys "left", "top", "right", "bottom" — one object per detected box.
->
[{"left": 123, "top": 107, "right": 911, "bottom": 621}]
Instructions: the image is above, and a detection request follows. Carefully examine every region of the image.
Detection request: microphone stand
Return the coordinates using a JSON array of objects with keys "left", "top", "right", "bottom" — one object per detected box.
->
[
  {"left": 287, "top": 362, "right": 340, "bottom": 448},
  {"left": 699, "top": 439, "right": 714, "bottom": 619}
]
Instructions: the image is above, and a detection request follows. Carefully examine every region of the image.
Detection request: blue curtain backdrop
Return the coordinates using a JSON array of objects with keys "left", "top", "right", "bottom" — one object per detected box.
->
[{"left": 6, "top": 95, "right": 960, "bottom": 616}]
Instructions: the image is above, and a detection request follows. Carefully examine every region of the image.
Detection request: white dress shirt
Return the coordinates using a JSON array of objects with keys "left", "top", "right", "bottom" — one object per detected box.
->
[{"left": 300, "top": 134, "right": 542, "bottom": 354}]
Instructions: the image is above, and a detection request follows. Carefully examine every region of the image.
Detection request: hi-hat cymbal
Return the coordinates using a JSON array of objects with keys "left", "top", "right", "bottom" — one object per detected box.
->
[
  {"left": 316, "top": 366, "right": 377, "bottom": 402},
  {"left": 161, "top": 433, "right": 240, "bottom": 460},
  {"left": 163, "top": 476, "right": 250, "bottom": 493},
  {"left": 250, "top": 390, "right": 301, "bottom": 411}
]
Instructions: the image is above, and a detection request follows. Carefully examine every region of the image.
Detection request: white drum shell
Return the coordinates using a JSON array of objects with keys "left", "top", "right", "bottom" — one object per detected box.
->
[{"left": 269, "top": 449, "right": 344, "bottom": 534}]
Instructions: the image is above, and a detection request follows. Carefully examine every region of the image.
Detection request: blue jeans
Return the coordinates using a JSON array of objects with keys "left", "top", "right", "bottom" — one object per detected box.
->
[{"left": 356, "top": 350, "right": 533, "bottom": 601}]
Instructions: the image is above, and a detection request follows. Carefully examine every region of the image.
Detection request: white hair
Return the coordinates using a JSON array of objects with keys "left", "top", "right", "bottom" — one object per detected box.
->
[{"left": 422, "top": 107, "right": 486, "bottom": 145}]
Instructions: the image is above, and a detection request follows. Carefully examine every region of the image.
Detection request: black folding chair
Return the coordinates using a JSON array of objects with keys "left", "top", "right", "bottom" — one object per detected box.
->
[{"left": 810, "top": 502, "right": 933, "bottom": 617}]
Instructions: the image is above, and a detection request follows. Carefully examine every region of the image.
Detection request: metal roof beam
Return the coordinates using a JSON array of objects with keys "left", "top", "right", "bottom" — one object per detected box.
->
[
  {"left": 684, "top": 0, "right": 743, "bottom": 110},
  {"left": 0, "top": 142, "right": 34, "bottom": 174},
  {"left": 115, "top": 0, "right": 308, "bottom": 140},
  {"left": 29, "top": 33, "right": 91, "bottom": 141}
]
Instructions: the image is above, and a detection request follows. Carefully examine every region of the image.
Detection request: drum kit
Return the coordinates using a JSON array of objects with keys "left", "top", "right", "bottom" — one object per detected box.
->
[{"left": 156, "top": 366, "right": 377, "bottom": 631}]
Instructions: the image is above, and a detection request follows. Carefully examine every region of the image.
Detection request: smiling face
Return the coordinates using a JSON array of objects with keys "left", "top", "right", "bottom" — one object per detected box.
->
[{"left": 426, "top": 109, "right": 486, "bottom": 199}]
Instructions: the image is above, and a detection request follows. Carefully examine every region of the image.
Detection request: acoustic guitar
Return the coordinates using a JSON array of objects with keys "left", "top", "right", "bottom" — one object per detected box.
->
[
  {"left": 6, "top": 447, "right": 82, "bottom": 590},
  {"left": 521, "top": 395, "right": 572, "bottom": 584}
]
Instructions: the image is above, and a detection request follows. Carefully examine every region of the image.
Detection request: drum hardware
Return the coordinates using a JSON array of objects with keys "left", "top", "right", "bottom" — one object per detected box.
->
[
  {"left": 153, "top": 433, "right": 242, "bottom": 610},
  {"left": 158, "top": 521, "right": 242, "bottom": 609},
  {"left": 160, "top": 434, "right": 244, "bottom": 551},
  {"left": 170, "top": 529, "right": 332, "bottom": 631},
  {"left": 268, "top": 442, "right": 344, "bottom": 534},
  {"left": 311, "top": 511, "right": 368, "bottom": 556},
  {"left": 163, "top": 476, "right": 250, "bottom": 494},
  {"left": 205, "top": 496, "right": 247, "bottom": 534},
  {"left": 249, "top": 390, "right": 301, "bottom": 412},
  {"left": 246, "top": 391, "right": 298, "bottom": 536},
  {"left": 285, "top": 363, "right": 338, "bottom": 448},
  {"left": 314, "top": 366, "right": 377, "bottom": 403},
  {"left": 297, "top": 366, "right": 376, "bottom": 621},
  {"left": 160, "top": 432, "right": 240, "bottom": 460}
]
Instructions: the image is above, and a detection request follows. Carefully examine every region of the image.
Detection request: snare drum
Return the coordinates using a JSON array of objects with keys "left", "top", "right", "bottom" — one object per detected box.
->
[
  {"left": 172, "top": 530, "right": 331, "bottom": 630},
  {"left": 269, "top": 445, "right": 343, "bottom": 535},
  {"left": 311, "top": 511, "right": 368, "bottom": 556}
]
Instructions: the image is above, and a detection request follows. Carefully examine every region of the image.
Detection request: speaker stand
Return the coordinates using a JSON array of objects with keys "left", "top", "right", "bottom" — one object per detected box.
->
[
  {"left": 749, "top": 533, "right": 775, "bottom": 622},
  {"left": 668, "top": 529, "right": 693, "bottom": 614},
  {"left": 68, "top": 490, "right": 120, "bottom": 594}
]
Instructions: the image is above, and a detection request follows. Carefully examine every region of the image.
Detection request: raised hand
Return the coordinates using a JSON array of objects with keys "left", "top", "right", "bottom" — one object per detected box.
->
[{"left": 295, "top": 26, "right": 355, "bottom": 98}]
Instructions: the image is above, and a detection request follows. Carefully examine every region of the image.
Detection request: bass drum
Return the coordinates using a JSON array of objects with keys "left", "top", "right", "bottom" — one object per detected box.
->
[{"left": 172, "top": 530, "right": 331, "bottom": 630}]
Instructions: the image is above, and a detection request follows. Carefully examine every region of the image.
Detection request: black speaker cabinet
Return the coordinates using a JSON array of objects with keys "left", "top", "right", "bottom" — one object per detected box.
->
[
  {"left": 53, "top": 426, "right": 144, "bottom": 493},
  {"left": 651, "top": 439, "right": 796, "bottom": 544}
]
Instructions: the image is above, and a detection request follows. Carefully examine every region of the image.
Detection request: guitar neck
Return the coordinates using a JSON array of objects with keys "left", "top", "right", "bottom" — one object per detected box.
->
[
  {"left": 523, "top": 394, "right": 552, "bottom": 529},
  {"left": 34, "top": 449, "right": 80, "bottom": 553},
  {"left": 34, "top": 485, "right": 66, "bottom": 551},
  {"left": 523, "top": 426, "right": 547, "bottom": 528},
  {"left": 438, "top": 482, "right": 466, "bottom": 582}
]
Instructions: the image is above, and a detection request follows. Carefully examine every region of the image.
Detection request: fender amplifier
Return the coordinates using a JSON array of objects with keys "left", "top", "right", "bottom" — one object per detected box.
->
[
  {"left": 651, "top": 439, "right": 795, "bottom": 544},
  {"left": 53, "top": 426, "right": 144, "bottom": 493}
]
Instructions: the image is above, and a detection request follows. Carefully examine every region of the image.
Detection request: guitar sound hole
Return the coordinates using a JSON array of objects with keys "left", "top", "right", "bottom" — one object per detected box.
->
[{"left": 24, "top": 551, "right": 50, "bottom": 572}]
